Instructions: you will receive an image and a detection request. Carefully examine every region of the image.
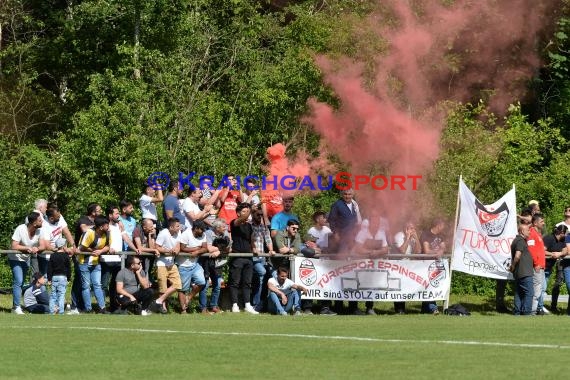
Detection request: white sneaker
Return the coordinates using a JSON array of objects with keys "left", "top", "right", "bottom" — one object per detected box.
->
[
  {"left": 244, "top": 304, "right": 259, "bottom": 315},
  {"left": 66, "top": 308, "right": 80, "bottom": 315},
  {"left": 12, "top": 306, "right": 24, "bottom": 315},
  {"left": 231, "top": 304, "right": 240, "bottom": 313},
  {"left": 141, "top": 309, "right": 152, "bottom": 316},
  {"left": 542, "top": 306, "right": 551, "bottom": 315}
]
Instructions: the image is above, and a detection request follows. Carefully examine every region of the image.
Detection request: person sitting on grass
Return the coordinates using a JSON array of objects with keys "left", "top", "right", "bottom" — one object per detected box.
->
[
  {"left": 267, "top": 266, "right": 307, "bottom": 316},
  {"left": 23, "top": 272, "right": 50, "bottom": 314}
]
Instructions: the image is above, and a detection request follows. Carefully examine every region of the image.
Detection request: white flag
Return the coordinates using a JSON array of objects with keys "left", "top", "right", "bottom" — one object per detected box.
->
[{"left": 451, "top": 180, "right": 517, "bottom": 279}]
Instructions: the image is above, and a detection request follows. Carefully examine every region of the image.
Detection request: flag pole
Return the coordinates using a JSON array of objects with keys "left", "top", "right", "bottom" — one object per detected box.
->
[{"left": 444, "top": 174, "right": 462, "bottom": 311}]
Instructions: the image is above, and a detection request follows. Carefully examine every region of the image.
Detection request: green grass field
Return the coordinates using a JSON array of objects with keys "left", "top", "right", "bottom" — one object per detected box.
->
[{"left": 1, "top": 294, "right": 569, "bottom": 379}]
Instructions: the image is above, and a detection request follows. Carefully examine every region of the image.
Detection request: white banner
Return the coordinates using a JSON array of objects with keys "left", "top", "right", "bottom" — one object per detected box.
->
[
  {"left": 451, "top": 180, "right": 516, "bottom": 279},
  {"left": 293, "top": 257, "right": 451, "bottom": 302}
]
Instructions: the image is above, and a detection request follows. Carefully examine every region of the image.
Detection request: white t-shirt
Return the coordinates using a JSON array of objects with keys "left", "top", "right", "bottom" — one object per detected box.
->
[
  {"left": 354, "top": 220, "right": 388, "bottom": 246},
  {"left": 177, "top": 229, "right": 206, "bottom": 267},
  {"left": 10, "top": 224, "right": 41, "bottom": 262},
  {"left": 182, "top": 198, "right": 201, "bottom": 229},
  {"left": 308, "top": 226, "right": 332, "bottom": 248},
  {"left": 394, "top": 231, "right": 416, "bottom": 255},
  {"left": 155, "top": 228, "right": 180, "bottom": 266},
  {"left": 268, "top": 277, "right": 296, "bottom": 296},
  {"left": 139, "top": 194, "right": 157, "bottom": 221},
  {"left": 39, "top": 216, "right": 68, "bottom": 259},
  {"left": 101, "top": 223, "right": 123, "bottom": 263}
]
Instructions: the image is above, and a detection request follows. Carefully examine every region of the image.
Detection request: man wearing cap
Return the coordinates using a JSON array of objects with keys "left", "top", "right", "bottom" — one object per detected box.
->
[{"left": 23, "top": 272, "right": 50, "bottom": 314}]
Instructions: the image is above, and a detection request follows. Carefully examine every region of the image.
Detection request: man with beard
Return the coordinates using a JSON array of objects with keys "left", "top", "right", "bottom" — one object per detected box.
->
[{"left": 103, "top": 205, "right": 139, "bottom": 312}]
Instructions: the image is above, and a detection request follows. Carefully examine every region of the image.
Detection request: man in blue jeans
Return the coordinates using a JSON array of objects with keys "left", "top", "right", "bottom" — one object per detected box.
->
[
  {"left": 510, "top": 221, "right": 534, "bottom": 315},
  {"left": 78, "top": 216, "right": 110, "bottom": 314},
  {"left": 267, "top": 266, "right": 307, "bottom": 316}
]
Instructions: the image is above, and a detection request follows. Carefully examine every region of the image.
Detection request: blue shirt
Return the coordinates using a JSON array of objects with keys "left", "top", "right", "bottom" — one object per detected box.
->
[
  {"left": 119, "top": 215, "right": 137, "bottom": 251},
  {"left": 270, "top": 212, "right": 299, "bottom": 232},
  {"left": 163, "top": 194, "right": 186, "bottom": 228}
]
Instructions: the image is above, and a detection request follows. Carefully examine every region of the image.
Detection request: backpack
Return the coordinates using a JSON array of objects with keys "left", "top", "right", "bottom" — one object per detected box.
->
[{"left": 444, "top": 303, "right": 471, "bottom": 316}]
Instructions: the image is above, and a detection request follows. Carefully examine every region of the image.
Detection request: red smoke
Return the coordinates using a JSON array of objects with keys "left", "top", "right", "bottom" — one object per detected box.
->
[{"left": 302, "top": 0, "right": 560, "bottom": 224}]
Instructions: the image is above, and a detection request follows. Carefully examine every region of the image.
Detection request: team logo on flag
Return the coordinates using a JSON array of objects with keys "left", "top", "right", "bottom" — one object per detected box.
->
[
  {"left": 428, "top": 260, "right": 446, "bottom": 287},
  {"left": 475, "top": 199, "right": 509, "bottom": 237},
  {"left": 298, "top": 259, "right": 317, "bottom": 286}
]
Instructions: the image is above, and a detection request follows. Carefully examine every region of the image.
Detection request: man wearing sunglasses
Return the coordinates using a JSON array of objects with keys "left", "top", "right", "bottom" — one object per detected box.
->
[
  {"left": 116, "top": 255, "right": 154, "bottom": 315},
  {"left": 273, "top": 219, "right": 302, "bottom": 271}
]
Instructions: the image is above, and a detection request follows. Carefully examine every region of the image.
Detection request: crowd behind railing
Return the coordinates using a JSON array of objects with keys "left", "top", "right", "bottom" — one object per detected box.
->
[{"left": 2, "top": 181, "right": 451, "bottom": 316}]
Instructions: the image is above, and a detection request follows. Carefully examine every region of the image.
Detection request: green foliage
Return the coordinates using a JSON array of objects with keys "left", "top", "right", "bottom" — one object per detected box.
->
[
  {"left": 0, "top": 0, "right": 570, "bottom": 299},
  {"left": 450, "top": 272, "right": 501, "bottom": 297}
]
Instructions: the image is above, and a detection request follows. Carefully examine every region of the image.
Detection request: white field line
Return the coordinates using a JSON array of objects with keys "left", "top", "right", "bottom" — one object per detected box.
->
[{"left": 4, "top": 325, "right": 570, "bottom": 350}]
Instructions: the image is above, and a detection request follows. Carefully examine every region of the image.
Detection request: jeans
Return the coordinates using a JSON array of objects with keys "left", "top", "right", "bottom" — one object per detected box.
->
[
  {"left": 229, "top": 257, "right": 253, "bottom": 304},
  {"left": 532, "top": 268, "right": 544, "bottom": 313},
  {"left": 513, "top": 275, "right": 533, "bottom": 315},
  {"left": 9, "top": 260, "right": 29, "bottom": 308},
  {"left": 179, "top": 264, "right": 206, "bottom": 292},
  {"left": 78, "top": 263, "right": 106, "bottom": 311},
  {"left": 101, "top": 261, "right": 121, "bottom": 310},
  {"left": 50, "top": 275, "right": 68, "bottom": 314},
  {"left": 267, "top": 290, "right": 300, "bottom": 314},
  {"left": 251, "top": 258, "right": 266, "bottom": 308},
  {"left": 198, "top": 257, "right": 221, "bottom": 310}
]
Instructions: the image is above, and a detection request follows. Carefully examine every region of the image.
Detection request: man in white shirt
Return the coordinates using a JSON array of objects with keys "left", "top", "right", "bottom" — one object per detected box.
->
[
  {"left": 39, "top": 206, "right": 76, "bottom": 276},
  {"left": 307, "top": 211, "right": 332, "bottom": 252},
  {"left": 103, "top": 205, "right": 140, "bottom": 312},
  {"left": 153, "top": 218, "right": 185, "bottom": 313},
  {"left": 178, "top": 220, "right": 209, "bottom": 314},
  {"left": 182, "top": 189, "right": 213, "bottom": 230},
  {"left": 139, "top": 185, "right": 163, "bottom": 223},
  {"left": 267, "top": 266, "right": 307, "bottom": 315}
]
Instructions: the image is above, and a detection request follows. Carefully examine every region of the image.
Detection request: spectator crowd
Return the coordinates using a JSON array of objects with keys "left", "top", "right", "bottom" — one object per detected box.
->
[{"left": 6, "top": 178, "right": 568, "bottom": 317}]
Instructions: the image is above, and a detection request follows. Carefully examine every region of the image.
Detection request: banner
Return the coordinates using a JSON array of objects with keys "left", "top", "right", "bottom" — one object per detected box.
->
[
  {"left": 451, "top": 180, "right": 516, "bottom": 279},
  {"left": 293, "top": 257, "right": 451, "bottom": 302}
]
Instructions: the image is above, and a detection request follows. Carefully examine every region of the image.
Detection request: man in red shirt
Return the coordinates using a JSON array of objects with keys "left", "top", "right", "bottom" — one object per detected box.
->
[
  {"left": 527, "top": 213, "right": 546, "bottom": 315},
  {"left": 217, "top": 175, "right": 242, "bottom": 227}
]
